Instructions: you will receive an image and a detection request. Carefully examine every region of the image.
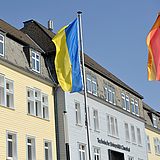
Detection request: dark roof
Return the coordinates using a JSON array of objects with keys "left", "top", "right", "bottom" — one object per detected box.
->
[
  {"left": 23, "top": 19, "right": 55, "bottom": 39},
  {"left": 0, "top": 19, "right": 43, "bottom": 53},
  {"left": 21, "top": 19, "right": 143, "bottom": 98},
  {"left": 143, "top": 102, "right": 160, "bottom": 116},
  {"left": 84, "top": 54, "right": 143, "bottom": 98}
]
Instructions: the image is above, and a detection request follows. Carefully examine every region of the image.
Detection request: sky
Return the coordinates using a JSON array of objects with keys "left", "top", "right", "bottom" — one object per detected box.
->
[{"left": 1, "top": 0, "right": 160, "bottom": 111}]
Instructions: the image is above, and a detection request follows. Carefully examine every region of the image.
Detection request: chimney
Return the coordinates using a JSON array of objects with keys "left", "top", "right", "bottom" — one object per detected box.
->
[{"left": 48, "top": 20, "right": 53, "bottom": 31}]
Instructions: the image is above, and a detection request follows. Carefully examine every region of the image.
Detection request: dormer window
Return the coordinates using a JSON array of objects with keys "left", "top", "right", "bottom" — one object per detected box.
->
[
  {"left": 152, "top": 114, "right": 158, "bottom": 128},
  {"left": 31, "top": 51, "right": 40, "bottom": 73},
  {"left": 0, "top": 34, "right": 4, "bottom": 56}
]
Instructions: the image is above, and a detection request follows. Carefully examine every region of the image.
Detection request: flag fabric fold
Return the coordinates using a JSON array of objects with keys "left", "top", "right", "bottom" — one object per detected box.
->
[
  {"left": 146, "top": 15, "right": 160, "bottom": 80},
  {"left": 52, "top": 18, "right": 83, "bottom": 92}
]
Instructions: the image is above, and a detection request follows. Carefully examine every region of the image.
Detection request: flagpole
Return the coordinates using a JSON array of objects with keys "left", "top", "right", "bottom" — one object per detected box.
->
[{"left": 77, "top": 11, "right": 92, "bottom": 160}]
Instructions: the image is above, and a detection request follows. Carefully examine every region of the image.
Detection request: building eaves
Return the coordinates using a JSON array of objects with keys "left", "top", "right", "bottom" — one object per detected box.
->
[{"left": 0, "top": 19, "right": 43, "bottom": 53}]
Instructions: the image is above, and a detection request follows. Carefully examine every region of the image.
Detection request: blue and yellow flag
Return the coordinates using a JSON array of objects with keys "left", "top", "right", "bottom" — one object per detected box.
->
[{"left": 52, "top": 19, "right": 83, "bottom": 92}]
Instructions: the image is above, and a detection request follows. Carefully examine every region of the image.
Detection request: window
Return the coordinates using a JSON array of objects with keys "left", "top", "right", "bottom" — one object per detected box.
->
[
  {"left": 7, "top": 132, "right": 17, "bottom": 160},
  {"left": 92, "top": 77, "right": 97, "bottom": 96},
  {"left": 94, "top": 147, "right": 100, "bottom": 160},
  {"left": 0, "top": 34, "right": 4, "bottom": 56},
  {"left": 137, "top": 128, "right": 142, "bottom": 145},
  {"left": 44, "top": 141, "right": 52, "bottom": 160},
  {"left": 128, "top": 156, "right": 134, "bottom": 160},
  {"left": 121, "top": 93, "right": 130, "bottom": 111},
  {"left": 86, "top": 74, "right": 97, "bottom": 96},
  {"left": 93, "top": 109, "right": 99, "bottom": 131},
  {"left": 32, "top": 51, "right": 40, "bottom": 73},
  {"left": 42, "top": 94, "right": 49, "bottom": 119},
  {"left": 27, "top": 87, "right": 49, "bottom": 120},
  {"left": 75, "top": 101, "right": 81, "bottom": 125},
  {"left": 27, "top": 137, "right": 36, "bottom": 160},
  {"left": 125, "top": 123, "right": 130, "bottom": 142},
  {"left": 152, "top": 114, "right": 158, "bottom": 128},
  {"left": 104, "top": 84, "right": 116, "bottom": 105},
  {"left": 131, "top": 99, "right": 135, "bottom": 114},
  {"left": 79, "top": 144, "right": 86, "bottom": 160},
  {"left": 107, "top": 114, "right": 118, "bottom": 137},
  {"left": 147, "top": 136, "right": 151, "bottom": 152},
  {"left": 131, "top": 125, "right": 136, "bottom": 143},
  {"left": 0, "top": 75, "right": 14, "bottom": 109},
  {"left": 121, "top": 93, "right": 126, "bottom": 109},
  {"left": 135, "top": 100, "right": 139, "bottom": 115},
  {"left": 154, "top": 138, "right": 160, "bottom": 155},
  {"left": 126, "top": 95, "right": 130, "bottom": 111}
]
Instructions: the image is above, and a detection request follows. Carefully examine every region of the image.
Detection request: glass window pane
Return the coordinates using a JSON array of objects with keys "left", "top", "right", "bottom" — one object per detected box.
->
[{"left": 0, "top": 43, "right": 3, "bottom": 55}]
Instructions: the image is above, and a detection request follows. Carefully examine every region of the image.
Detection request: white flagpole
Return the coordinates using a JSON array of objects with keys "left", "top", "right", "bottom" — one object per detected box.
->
[{"left": 77, "top": 11, "right": 92, "bottom": 160}]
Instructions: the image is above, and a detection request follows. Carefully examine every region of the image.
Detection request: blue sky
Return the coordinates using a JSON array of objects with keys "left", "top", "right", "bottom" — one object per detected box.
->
[{"left": 1, "top": 0, "right": 160, "bottom": 110}]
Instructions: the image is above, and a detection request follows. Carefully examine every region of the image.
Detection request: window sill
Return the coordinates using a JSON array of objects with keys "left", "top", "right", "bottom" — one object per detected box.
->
[
  {"left": 94, "top": 129, "right": 100, "bottom": 133},
  {"left": 108, "top": 134, "right": 119, "bottom": 140},
  {"left": 27, "top": 113, "right": 50, "bottom": 121},
  {"left": 0, "top": 105, "right": 15, "bottom": 111},
  {"left": 132, "top": 142, "right": 137, "bottom": 145},
  {"left": 76, "top": 123, "right": 83, "bottom": 127},
  {"left": 138, "top": 144, "right": 143, "bottom": 147},
  {"left": 126, "top": 140, "right": 131, "bottom": 143}
]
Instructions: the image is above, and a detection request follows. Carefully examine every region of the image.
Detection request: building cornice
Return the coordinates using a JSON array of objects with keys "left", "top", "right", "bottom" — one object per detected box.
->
[
  {"left": 0, "top": 57, "right": 56, "bottom": 87},
  {"left": 79, "top": 91, "right": 145, "bottom": 123}
]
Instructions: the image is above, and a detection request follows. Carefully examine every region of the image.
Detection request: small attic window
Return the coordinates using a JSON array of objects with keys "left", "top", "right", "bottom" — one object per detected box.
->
[
  {"left": 31, "top": 50, "right": 40, "bottom": 73},
  {"left": 0, "top": 34, "right": 4, "bottom": 57}
]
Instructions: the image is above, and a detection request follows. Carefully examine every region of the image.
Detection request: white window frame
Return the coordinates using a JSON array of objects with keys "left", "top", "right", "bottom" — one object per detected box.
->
[
  {"left": 135, "top": 100, "right": 139, "bottom": 116},
  {"left": 121, "top": 93, "right": 126, "bottom": 110},
  {"left": 86, "top": 74, "right": 92, "bottom": 94},
  {"left": 131, "top": 125, "right": 136, "bottom": 143},
  {"left": 125, "top": 123, "right": 130, "bottom": 142},
  {"left": 44, "top": 140, "right": 52, "bottom": 160},
  {"left": 152, "top": 114, "right": 158, "bottom": 128},
  {"left": 92, "top": 77, "right": 97, "bottom": 96},
  {"left": 137, "top": 127, "right": 142, "bottom": 146},
  {"left": 93, "top": 109, "right": 99, "bottom": 131},
  {"left": 126, "top": 95, "right": 130, "bottom": 112},
  {"left": 27, "top": 87, "right": 49, "bottom": 120},
  {"left": 26, "top": 136, "right": 36, "bottom": 160},
  {"left": 6, "top": 131, "right": 17, "bottom": 160},
  {"left": 0, "top": 75, "right": 14, "bottom": 109},
  {"left": 104, "top": 86, "right": 108, "bottom": 101},
  {"left": 75, "top": 101, "right": 82, "bottom": 125},
  {"left": 31, "top": 51, "right": 40, "bottom": 73},
  {"left": 79, "top": 143, "right": 86, "bottom": 160},
  {"left": 107, "top": 114, "right": 119, "bottom": 137},
  {"left": 0, "top": 34, "right": 4, "bottom": 56},
  {"left": 42, "top": 93, "right": 49, "bottom": 120},
  {"left": 93, "top": 147, "right": 100, "bottom": 160},
  {"left": 147, "top": 135, "right": 151, "bottom": 153},
  {"left": 131, "top": 98, "right": 135, "bottom": 114},
  {"left": 86, "top": 74, "right": 97, "bottom": 96}
]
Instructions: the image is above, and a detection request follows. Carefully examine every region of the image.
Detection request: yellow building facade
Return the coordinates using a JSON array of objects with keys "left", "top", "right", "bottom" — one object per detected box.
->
[
  {"left": 0, "top": 19, "right": 57, "bottom": 160},
  {"left": 146, "top": 128, "right": 160, "bottom": 160},
  {"left": 143, "top": 102, "right": 160, "bottom": 160},
  {"left": 0, "top": 64, "right": 57, "bottom": 159}
]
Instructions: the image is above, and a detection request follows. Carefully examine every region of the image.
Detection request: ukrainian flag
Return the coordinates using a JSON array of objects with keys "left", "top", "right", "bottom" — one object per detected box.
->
[{"left": 52, "top": 18, "right": 83, "bottom": 92}]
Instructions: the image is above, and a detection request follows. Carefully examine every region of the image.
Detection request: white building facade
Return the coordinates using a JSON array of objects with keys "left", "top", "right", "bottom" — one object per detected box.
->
[{"left": 56, "top": 55, "right": 148, "bottom": 160}]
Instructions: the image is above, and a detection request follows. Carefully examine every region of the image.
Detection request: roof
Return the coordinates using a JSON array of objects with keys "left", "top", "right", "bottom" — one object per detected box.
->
[
  {"left": 23, "top": 19, "right": 55, "bottom": 39},
  {"left": 21, "top": 19, "right": 143, "bottom": 98},
  {"left": 143, "top": 102, "right": 160, "bottom": 116},
  {"left": 0, "top": 19, "right": 43, "bottom": 53},
  {"left": 84, "top": 54, "right": 143, "bottom": 98}
]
